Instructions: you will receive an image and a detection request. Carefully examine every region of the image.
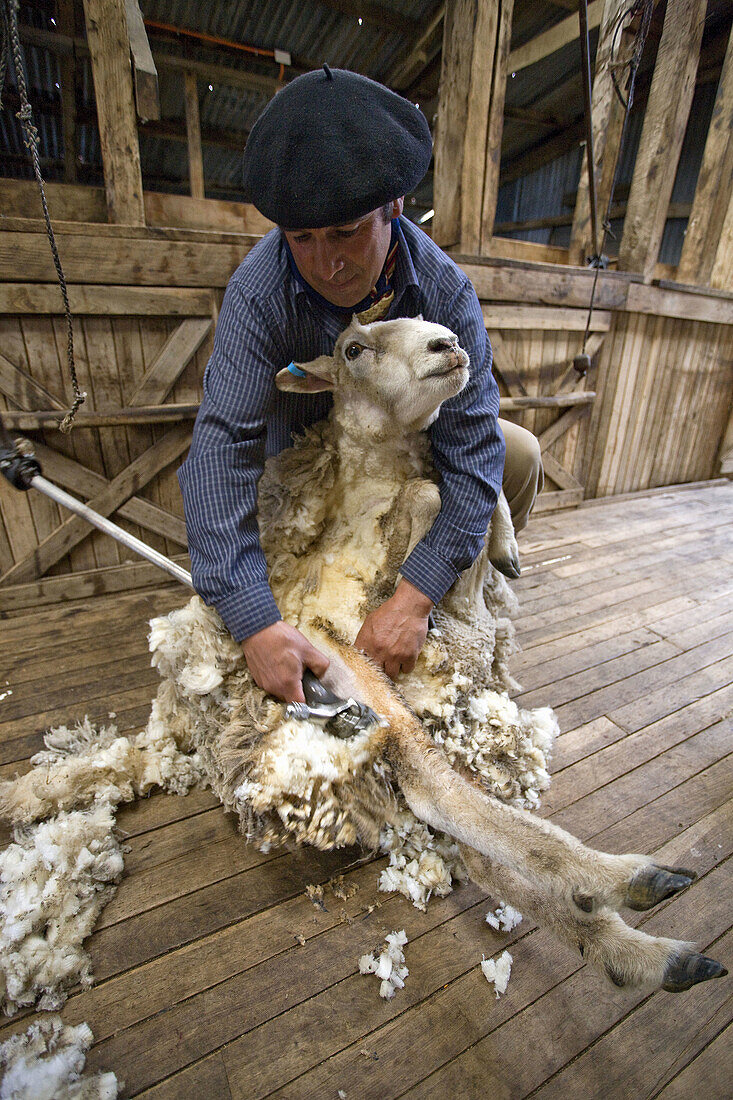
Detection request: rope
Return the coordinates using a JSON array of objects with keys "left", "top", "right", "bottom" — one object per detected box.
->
[
  {"left": 578, "top": 0, "right": 655, "bottom": 366},
  {"left": 2, "top": 0, "right": 86, "bottom": 432}
]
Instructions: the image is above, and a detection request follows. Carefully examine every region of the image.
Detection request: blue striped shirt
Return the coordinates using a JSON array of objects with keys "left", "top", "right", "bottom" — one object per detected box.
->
[{"left": 178, "top": 216, "right": 505, "bottom": 642}]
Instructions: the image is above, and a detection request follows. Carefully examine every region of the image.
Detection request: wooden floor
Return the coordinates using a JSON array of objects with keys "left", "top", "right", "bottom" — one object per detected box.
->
[{"left": 0, "top": 481, "right": 731, "bottom": 1099}]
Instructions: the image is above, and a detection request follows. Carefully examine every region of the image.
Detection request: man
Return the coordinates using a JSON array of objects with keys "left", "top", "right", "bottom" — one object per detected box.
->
[{"left": 178, "top": 66, "right": 543, "bottom": 704}]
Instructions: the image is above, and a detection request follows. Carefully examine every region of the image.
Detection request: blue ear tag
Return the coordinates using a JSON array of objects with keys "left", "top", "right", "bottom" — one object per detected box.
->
[{"left": 287, "top": 361, "right": 307, "bottom": 378}]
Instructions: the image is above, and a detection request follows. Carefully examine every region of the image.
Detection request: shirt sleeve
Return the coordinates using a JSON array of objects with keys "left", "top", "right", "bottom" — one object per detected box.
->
[
  {"left": 400, "top": 279, "right": 505, "bottom": 605},
  {"left": 177, "top": 279, "right": 284, "bottom": 642}
]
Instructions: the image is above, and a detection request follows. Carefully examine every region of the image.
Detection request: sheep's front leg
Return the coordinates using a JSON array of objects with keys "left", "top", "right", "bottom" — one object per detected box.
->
[
  {"left": 381, "top": 479, "right": 441, "bottom": 581},
  {"left": 459, "top": 846, "right": 725, "bottom": 992}
]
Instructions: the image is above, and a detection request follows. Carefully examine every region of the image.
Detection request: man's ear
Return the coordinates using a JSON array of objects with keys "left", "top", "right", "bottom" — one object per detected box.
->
[{"left": 275, "top": 355, "right": 335, "bottom": 393}]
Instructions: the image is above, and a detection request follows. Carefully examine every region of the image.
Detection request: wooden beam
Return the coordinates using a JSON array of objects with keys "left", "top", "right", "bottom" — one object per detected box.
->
[
  {"left": 57, "top": 0, "right": 78, "bottom": 183},
  {"left": 618, "top": 0, "right": 706, "bottom": 281},
  {"left": 128, "top": 318, "right": 211, "bottom": 406},
  {"left": 29, "top": 440, "right": 188, "bottom": 548},
  {"left": 0, "top": 405, "right": 200, "bottom": 430},
  {"left": 184, "top": 72, "right": 205, "bottom": 201},
  {"left": 81, "top": 0, "right": 145, "bottom": 226},
  {"left": 570, "top": 0, "right": 630, "bottom": 265},
  {"left": 538, "top": 402, "right": 592, "bottom": 450},
  {"left": 500, "top": 117, "right": 585, "bottom": 186},
  {"left": 711, "top": 189, "right": 733, "bottom": 292},
  {"left": 124, "top": 0, "right": 160, "bottom": 121},
  {"left": 0, "top": 283, "right": 213, "bottom": 315},
  {"left": 540, "top": 449, "right": 584, "bottom": 491},
  {"left": 0, "top": 351, "right": 66, "bottom": 412},
  {"left": 0, "top": 555, "right": 189, "bottom": 609},
  {"left": 434, "top": 0, "right": 513, "bottom": 254},
  {"left": 481, "top": 0, "right": 514, "bottom": 253},
  {"left": 507, "top": 1, "right": 603, "bottom": 73},
  {"left": 460, "top": 0, "right": 501, "bottom": 253},
  {"left": 387, "top": 3, "right": 445, "bottom": 90},
  {"left": 677, "top": 26, "right": 733, "bottom": 286},
  {"left": 499, "top": 392, "right": 595, "bottom": 410},
  {"left": 483, "top": 306, "right": 611, "bottom": 330},
  {"left": 487, "top": 330, "right": 527, "bottom": 396},
  {"left": 0, "top": 423, "right": 192, "bottom": 584}
]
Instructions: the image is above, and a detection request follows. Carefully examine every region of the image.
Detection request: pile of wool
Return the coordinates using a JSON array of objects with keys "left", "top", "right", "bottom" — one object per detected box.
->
[
  {"left": 378, "top": 811, "right": 467, "bottom": 910},
  {"left": 485, "top": 903, "right": 523, "bottom": 933},
  {"left": 480, "top": 950, "right": 513, "bottom": 998},
  {"left": 359, "top": 929, "right": 409, "bottom": 999},
  {"left": 0, "top": 1016, "right": 118, "bottom": 1099},
  {"left": 0, "top": 716, "right": 205, "bottom": 1016},
  {"left": 0, "top": 715, "right": 207, "bottom": 827},
  {"left": 0, "top": 803, "right": 122, "bottom": 1015}
]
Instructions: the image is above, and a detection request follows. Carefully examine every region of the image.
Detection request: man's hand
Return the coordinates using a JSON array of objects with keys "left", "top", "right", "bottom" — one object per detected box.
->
[
  {"left": 242, "top": 621, "right": 330, "bottom": 703},
  {"left": 355, "top": 579, "right": 433, "bottom": 680}
]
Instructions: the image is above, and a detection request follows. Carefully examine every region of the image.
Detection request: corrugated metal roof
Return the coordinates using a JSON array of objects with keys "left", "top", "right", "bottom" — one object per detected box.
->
[{"left": 1, "top": 0, "right": 730, "bottom": 256}]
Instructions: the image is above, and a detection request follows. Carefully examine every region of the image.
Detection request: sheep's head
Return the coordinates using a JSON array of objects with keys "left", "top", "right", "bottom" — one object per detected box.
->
[{"left": 275, "top": 317, "right": 470, "bottom": 432}]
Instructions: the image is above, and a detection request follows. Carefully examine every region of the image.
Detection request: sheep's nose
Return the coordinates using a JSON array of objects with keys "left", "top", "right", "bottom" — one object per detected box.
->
[{"left": 428, "top": 337, "right": 456, "bottom": 353}]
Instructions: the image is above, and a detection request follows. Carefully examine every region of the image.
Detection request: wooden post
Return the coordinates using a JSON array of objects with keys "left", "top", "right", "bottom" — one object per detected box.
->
[
  {"left": 677, "top": 26, "right": 733, "bottom": 286},
  {"left": 82, "top": 0, "right": 145, "bottom": 226},
  {"left": 617, "top": 0, "right": 706, "bottom": 281},
  {"left": 480, "top": 0, "right": 514, "bottom": 253},
  {"left": 124, "top": 0, "right": 160, "bottom": 122},
  {"left": 569, "top": 0, "right": 629, "bottom": 266},
  {"left": 57, "top": 0, "right": 77, "bottom": 183},
  {"left": 433, "top": 0, "right": 512, "bottom": 254},
  {"left": 184, "top": 72, "right": 205, "bottom": 201}
]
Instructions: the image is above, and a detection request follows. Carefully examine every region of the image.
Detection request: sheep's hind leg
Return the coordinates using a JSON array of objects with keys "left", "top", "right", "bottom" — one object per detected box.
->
[
  {"left": 389, "top": 734, "right": 725, "bottom": 990},
  {"left": 460, "top": 846, "right": 726, "bottom": 993}
]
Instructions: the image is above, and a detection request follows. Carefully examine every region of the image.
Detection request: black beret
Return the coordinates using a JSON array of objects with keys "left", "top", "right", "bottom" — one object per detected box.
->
[{"left": 242, "top": 66, "right": 433, "bottom": 229}]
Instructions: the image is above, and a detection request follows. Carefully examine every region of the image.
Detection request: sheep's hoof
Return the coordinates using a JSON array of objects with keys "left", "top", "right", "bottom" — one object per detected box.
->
[
  {"left": 491, "top": 551, "right": 521, "bottom": 579},
  {"left": 662, "top": 952, "right": 727, "bottom": 993},
  {"left": 624, "top": 865, "right": 696, "bottom": 911}
]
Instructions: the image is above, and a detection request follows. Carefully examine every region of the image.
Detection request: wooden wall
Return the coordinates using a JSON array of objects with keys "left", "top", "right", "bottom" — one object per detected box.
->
[{"left": 0, "top": 206, "right": 731, "bottom": 608}]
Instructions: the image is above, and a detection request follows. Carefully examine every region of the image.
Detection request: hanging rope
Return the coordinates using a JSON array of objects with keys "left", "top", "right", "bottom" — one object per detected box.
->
[
  {"left": 1, "top": 0, "right": 86, "bottom": 432},
  {"left": 575, "top": 0, "right": 655, "bottom": 376}
]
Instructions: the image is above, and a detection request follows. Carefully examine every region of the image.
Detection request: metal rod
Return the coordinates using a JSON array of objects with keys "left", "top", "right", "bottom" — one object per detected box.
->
[
  {"left": 579, "top": 0, "right": 599, "bottom": 259},
  {"left": 29, "top": 474, "right": 194, "bottom": 589}
]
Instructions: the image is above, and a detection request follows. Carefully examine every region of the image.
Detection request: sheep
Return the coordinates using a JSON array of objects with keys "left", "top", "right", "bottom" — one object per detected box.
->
[{"left": 1, "top": 316, "right": 725, "bottom": 998}]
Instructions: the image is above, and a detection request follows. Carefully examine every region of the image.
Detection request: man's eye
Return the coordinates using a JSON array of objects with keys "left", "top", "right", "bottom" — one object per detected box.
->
[
  {"left": 345, "top": 343, "right": 364, "bottom": 360},
  {"left": 336, "top": 228, "right": 359, "bottom": 238}
]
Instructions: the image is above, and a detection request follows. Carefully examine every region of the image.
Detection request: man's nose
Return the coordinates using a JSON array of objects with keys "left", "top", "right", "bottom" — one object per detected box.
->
[{"left": 313, "top": 240, "right": 345, "bottom": 281}]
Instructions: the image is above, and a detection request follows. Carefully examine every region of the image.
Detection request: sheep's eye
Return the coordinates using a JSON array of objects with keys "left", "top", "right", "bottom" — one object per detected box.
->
[{"left": 345, "top": 342, "right": 364, "bottom": 361}]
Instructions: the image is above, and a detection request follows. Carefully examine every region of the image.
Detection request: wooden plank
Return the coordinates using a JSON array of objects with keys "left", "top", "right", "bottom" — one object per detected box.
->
[
  {"left": 483, "top": 236, "right": 570, "bottom": 265},
  {"left": 29, "top": 440, "right": 188, "bottom": 547},
  {"left": 480, "top": 0, "right": 513, "bottom": 253},
  {"left": 124, "top": 0, "right": 160, "bottom": 122},
  {"left": 654, "top": 1024, "right": 733, "bottom": 1099},
  {"left": 0, "top": 232, "right": 249, "bottom": 287},
  {"left": 507, "top": 0, "right": 603, "bottom": 73},
  {"left": 618, "top": 0, "right": 706, "bottom": 280},
  {"left": 626, "top": 283, "right": 733, "bottom": 325},
  {"left": 433, "top": 0, "right": 476, "bottom": 249},
  {"left": 0, "top": 423, "right": 192, "bottom": 584},
  {"left": 127, "top": 318, "right": 211, "bottom": 406},
  {"left": 500, "top": 392, "right": 595, "bottom": 410},
  {"left": 57, "top": 0, "right": 78, "bottom": 184},
  {"left": 677, "top": 26, "right": 733, "bottom": 285},
  {"left": 0, "top": 404, "right": 199, "bottom": 429},
  {"left": 184, "top": 72, "right": 205, "bottom": 200},
  {"left": 462, "top": 262, "right": 632, "bottom": 309},
  {"left": 532, "top": 488, "right": 585, "bottom": 512},
  {"left": 538, "top": 449, "right": 584, "bottom": 491},
  {"left": 0, "top": 350, "right": 66, "bottom": 411},
  {"left": 482, "top": 306, "right": 611, "bottom": 330},
  {"left": 0, "top": 555, "right": 188, "bottom": 611},
  {"left": 460, "top": 0, "right": 501, "bottom": 253},
  {"left": 82, "top": 0, "right": 145, "bottom": 226},
  {"left": 0, "top": 284, "right": 213, "bottom": 315}
]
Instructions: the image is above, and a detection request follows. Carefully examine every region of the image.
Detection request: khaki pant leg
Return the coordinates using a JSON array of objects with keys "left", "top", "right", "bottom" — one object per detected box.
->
[{"left": 499, "top": 418, "right": 544, "bottom": 533}]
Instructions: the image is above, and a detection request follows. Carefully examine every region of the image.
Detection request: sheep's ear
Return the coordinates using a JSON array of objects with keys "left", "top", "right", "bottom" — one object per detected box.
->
[{"left": 275, "top": 356, "right": 335, "bottom": 393}]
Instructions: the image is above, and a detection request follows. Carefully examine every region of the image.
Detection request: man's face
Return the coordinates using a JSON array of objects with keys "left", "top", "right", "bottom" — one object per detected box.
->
[{"left": 282, "top": 198, "right": 404, "bottom": 309}]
